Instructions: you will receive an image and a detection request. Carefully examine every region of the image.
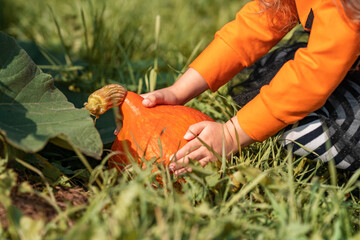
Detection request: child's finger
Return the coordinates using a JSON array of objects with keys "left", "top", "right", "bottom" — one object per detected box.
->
[
  {"left": 169, "top": 147, "right": 207, "bottom": 171},
  {"left": 183, "top": 121, "right": 209, "bottom": 140},
  {"left": 174, "top": 167, "right": 192, "bottom": 176},
  {"left": 142, "top": 94, "right": 160, "bottom": 107},
  {"left": 170, "top": 139, "right": 202, "bottom": 163},
  {"left": 198, "top": 157, "right": 211, "bottom": 167},
  {"left": 169, "top": 148, "right": 200, "bottom": 171},
  {"left": 169, "top": 155, "right": 190, "bottom": 171}
]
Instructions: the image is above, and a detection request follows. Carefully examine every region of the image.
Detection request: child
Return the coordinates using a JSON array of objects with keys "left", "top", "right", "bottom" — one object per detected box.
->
[{"left": 141, "top": 0, "right": 360, "bottom": 175}]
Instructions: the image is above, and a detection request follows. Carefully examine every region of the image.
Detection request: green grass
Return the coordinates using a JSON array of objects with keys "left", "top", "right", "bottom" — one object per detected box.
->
[
  {"left": 2, "top": 140, "right": 360, "bottom": 239},
  {"left": 1, "top": 0, "right": 244, "bottom": 92},
  {"left": 1, "top": 0, "right": 360, "bottom": 239}
]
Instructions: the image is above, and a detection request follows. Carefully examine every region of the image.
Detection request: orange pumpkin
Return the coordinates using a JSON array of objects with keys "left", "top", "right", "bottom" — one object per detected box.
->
[{"left": 85, "top": 84, "right": 214, "bottom": 170}]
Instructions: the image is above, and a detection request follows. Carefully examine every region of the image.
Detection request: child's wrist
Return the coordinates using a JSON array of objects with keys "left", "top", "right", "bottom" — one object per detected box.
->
[{"left": 225, "top": 116, "right": 255, "bottom": 150}]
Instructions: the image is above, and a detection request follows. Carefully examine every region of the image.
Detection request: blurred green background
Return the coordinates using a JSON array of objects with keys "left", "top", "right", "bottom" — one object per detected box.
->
[{"left": 0, "top": 0, "right": 247, "bottom": 92}]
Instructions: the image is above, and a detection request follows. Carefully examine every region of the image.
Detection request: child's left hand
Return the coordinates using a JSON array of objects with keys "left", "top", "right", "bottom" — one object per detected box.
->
[{"left": 169, "top": 116, "right": 254, "bottom": 175}]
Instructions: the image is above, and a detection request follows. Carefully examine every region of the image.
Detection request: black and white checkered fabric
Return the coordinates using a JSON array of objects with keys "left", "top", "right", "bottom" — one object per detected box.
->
[
  {"left": 280, "top": 70, "right": 360, "bottom": 171},
  {"left": 229, "top": 39, "right": 360, "bottom": 171}
]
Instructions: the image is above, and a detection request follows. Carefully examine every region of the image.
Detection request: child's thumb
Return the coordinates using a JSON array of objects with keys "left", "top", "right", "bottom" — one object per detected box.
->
[
  {"left": 142, "top": 95, "right": 157, "bottom": 107},
  {"left": 183, "top": 121, "right": 208, "bottom": 140}
]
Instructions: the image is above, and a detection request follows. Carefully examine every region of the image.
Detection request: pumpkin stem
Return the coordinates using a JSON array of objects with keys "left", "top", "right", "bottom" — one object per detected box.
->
[{"left": 84, "top": 84, "right": 127, "bottom": 118}]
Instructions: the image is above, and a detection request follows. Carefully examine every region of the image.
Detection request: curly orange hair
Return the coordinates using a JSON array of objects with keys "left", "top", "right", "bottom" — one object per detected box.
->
[
  {"left": 258, "top": 0, "right": 298, "bottom": 31},
  {"left": 340, "top": 0, "right": 360, "bottom": 23},
  {"left": 258, "top": 0, "right": 360, "bottom": 29}
]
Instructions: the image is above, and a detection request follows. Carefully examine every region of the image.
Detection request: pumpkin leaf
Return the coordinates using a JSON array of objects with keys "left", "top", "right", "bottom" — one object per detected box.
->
[{"left": 0, "top": 32, "right": 102, "bottom": 159}]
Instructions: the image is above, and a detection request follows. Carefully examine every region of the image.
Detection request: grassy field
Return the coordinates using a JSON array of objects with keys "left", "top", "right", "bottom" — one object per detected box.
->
[{"left": 1, "top": 0, "right": 360, "bottom": 239}]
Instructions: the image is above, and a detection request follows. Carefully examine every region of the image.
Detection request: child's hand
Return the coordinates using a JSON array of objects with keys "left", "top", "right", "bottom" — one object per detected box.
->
[
  {"left": 141, "top": 87, "right": 182, "bottom": 107},
  {"left": 141, "top": 68, "right": 209, "bottom": 108},
  {"left": 168, "top": 116, "right": 254, "bottom": 175}
]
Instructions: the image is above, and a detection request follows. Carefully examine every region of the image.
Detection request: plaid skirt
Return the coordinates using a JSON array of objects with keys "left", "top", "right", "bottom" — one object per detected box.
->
[{"left": 229, "top": 41, "right": 360, "bottom": 171}]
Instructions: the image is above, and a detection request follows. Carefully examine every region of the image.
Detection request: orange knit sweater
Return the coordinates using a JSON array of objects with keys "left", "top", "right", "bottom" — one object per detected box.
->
[{"left": 189, "top": 0, "right": 360, "bottom": 141}]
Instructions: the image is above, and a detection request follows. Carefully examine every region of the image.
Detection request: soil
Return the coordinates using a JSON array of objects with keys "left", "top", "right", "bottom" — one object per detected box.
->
[{"left": 0, "top": 175, "right": 89, "bottom": 229}]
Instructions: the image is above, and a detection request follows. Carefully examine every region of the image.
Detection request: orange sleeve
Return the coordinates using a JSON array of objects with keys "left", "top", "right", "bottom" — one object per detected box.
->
[
  {"left": 189, "top": 0, "right": 292, "bottom": 91},
  {"left": 237, "top": 0, "right": 360, "bottom": 141}
]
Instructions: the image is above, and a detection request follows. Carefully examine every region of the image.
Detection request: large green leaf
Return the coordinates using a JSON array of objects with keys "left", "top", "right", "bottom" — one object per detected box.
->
[
  {"left": 0, "top": 32, "right": 102, "bottom": 159},
  {"left": 56, "top": 83, "right": 116, "bottom": 145}
]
